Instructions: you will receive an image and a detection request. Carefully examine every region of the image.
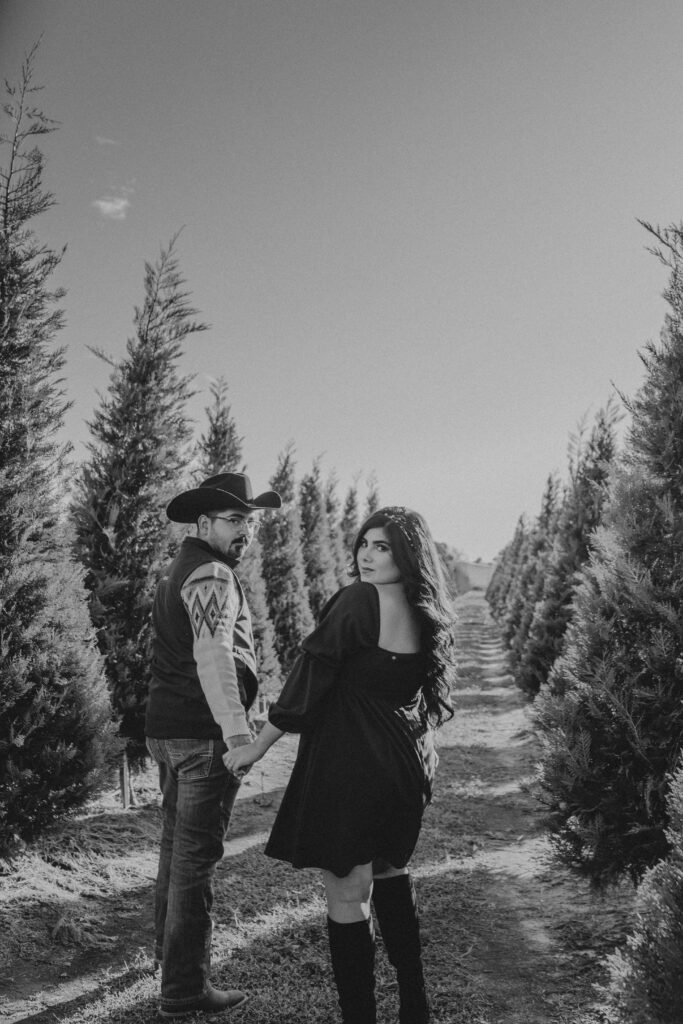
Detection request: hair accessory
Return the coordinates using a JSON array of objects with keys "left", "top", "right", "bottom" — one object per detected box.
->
[{"left": 379, "top": 505, "right": 419, "bottom": 551}]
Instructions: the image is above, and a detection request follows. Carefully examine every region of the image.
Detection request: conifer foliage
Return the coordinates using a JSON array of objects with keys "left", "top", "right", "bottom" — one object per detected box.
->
[
  {"left": 486, "top": 515, "right": 529, "bottom": 622},
  {"left": 259, "top": 444, "right": 314, "bottom": 672},
  {"left": 324, "top": 470, "right": 351, "bottom": 586},
  {"left": 237, "top": 536, "right": 282, "bottom": 699},
  {"left": 603, "top": 755, "right": 683, "bottom": 1024},
  {"left": 535, "top": 223, "right": 683, "bottom": 886},
  {"left": 299, "top": 458, "right": 340, "bottom": 618},
  {"left": 515, "top": 405, "right": 619, "bottom": 697},
  {"left": 364, "top": 471, "right": 380, "bottom": 517},
  {"left": 340, "top": 478, "right": 360, "bottom": 552},
  {"left": 196, "top": 376, "right": 244, "bottom": 478},
  {"left": 73, "top": 236, "right": 205, "bottom": 763},
  {"left": 0, "top": 49, "right": 117, "bottom": 853},
  {"left": 501, "top": 475, "right": 562, "bottom": 670}
]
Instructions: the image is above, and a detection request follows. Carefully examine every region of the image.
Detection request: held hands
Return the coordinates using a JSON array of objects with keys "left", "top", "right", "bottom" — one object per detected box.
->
[
  {"left": 223, "top": 741, "right": 262, "bottom": 774},
  {"left": 223, "top": 721, "right": 283, "bottom": 776}
]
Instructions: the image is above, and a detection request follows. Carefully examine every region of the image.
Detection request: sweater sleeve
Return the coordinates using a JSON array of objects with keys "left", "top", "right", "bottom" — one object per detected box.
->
[
  {"left": 268, "top": 582, "right": 378, "bottom": 733},
  {"left": 181, "top": 561, "right": 250, "bottom": 741}
]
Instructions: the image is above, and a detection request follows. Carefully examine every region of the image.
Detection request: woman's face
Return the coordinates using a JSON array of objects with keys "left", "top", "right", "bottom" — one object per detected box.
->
[{"left": 357, "top": 527, "right": 402, "bottom": 585}]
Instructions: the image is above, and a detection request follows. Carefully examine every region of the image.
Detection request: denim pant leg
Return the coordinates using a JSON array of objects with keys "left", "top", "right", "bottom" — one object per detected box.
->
[{"left": 147, "top": 738, "right": 241, "bottom": 1004}]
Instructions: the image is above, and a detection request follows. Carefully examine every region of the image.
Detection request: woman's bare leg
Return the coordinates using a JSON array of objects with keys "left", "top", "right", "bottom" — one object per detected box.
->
[{"left": 323, "top": 864, "right": 376, "bottom": 1024}]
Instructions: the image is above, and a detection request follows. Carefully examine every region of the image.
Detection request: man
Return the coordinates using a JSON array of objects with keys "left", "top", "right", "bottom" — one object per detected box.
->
[{"left": 145, "top": 471, "right": 281, "bottom": 1018}]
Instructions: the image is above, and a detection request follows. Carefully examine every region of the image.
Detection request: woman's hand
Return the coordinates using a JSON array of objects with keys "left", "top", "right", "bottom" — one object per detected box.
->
[
  {"left": 223, "top": 721, "right": 284, "bottom": 775},
  {"left": 223, "top": 742, "right": 262, "bottom": 773}
]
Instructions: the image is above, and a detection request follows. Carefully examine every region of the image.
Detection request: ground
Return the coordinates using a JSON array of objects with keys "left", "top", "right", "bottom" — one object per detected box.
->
[{"left": 0, "top": 592, "right": 633, "bottom": 1023}]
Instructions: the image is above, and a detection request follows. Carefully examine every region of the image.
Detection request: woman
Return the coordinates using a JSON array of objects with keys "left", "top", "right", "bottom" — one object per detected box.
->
[{"left": 225, "top": 506, "right": 456, "bottom": 1024}]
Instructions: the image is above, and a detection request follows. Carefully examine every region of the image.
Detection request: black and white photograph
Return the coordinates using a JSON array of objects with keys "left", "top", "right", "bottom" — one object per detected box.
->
[{"left": 2, "top": 2, "right": 683, "bottom": 1022}]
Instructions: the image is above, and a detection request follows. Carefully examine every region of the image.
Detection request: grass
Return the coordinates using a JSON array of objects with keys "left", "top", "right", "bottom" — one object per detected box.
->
[
  {"left": 1, "top": 811, "right": 494, "bottom": 1023},
  {"left": 0, "top": 742, "right": 495, "bottom": 1024},
  {"left": 1, "top": 593, "right": 632, "bottom": 1023}
]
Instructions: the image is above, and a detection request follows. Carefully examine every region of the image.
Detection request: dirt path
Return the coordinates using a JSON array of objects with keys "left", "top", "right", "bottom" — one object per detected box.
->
[
  {"left": 0, "top": 591, "right": 632, "bottom": 1024},
  {"left": 417, "top": 591, "right": 631, "bottom": 1023}
]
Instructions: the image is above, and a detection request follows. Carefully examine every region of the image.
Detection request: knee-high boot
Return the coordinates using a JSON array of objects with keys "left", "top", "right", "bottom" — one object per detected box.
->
[
  {"left": 326, "top": 916, "right": 377, "bottom": 1024},
  {"left": 372, "top": 874, "right": 429, "bottom": 1024}
]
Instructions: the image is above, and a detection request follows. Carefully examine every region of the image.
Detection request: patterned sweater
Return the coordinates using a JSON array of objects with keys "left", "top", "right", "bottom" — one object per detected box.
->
[{"left": 145, "top": 537, "right": 257, "bottom": 743}]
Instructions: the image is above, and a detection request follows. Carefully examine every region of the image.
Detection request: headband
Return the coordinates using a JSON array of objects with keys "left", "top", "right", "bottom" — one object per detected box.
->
[{"left": 379, "top": 506, "right": 419, "bottom": 551}]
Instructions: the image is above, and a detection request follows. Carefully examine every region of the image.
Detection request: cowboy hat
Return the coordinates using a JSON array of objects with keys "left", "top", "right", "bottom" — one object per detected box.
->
[{"left": 166, "top": 472, "right": 282, "bottom": 523}]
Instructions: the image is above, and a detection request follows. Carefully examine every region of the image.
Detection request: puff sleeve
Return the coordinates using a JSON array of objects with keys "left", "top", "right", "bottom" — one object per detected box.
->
[{"left": 268, "top": 581, "right": 378, "bottom": 733}]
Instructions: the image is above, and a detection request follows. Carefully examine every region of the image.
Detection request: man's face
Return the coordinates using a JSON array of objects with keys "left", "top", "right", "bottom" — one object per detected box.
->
[{"left": 201, "top": 509, "right": 260, "bottom": 562}]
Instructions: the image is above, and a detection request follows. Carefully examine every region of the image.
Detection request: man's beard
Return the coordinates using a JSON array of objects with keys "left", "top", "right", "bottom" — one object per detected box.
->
[{"left": 226, "top": 539, "right": 248, "bottom": 565}]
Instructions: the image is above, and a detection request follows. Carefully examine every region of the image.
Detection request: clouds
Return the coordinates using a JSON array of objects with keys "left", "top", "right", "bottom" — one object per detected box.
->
[
  {"left": 92, "top": 135, "right": 132, "bottom": 219},
  {"left": 92, "top": 180, "right": 135, "bottom": 221},
  {"left": 92, "top": 195, "right": 130, "bottom": 220}
]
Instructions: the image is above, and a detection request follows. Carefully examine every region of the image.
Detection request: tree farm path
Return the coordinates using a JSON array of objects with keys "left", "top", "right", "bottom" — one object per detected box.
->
[
  {"left": 0, "top": 591, "right": 632, "bottom": 1024},
  {"left": 419, "top": 591, "right": 631, "bottom": 1023}
]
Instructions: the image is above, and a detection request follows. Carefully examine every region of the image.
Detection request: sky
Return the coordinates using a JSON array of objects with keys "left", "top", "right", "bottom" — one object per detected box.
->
[{"left": 1, "top": 0, "right": 682, "bottom": 562}]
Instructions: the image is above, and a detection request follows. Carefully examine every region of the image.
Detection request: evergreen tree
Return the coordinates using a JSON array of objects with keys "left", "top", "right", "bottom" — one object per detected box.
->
[
  {"left": 73, "top": 235, "right": 205, "bottom": 764},
  {"left": 435, "top": 542, "right": 466, "bottom": 597},
  {"left": 0, "top": 48, "right": 117, "bottom": 853},
  {"left": 237, "top": 535, "right": 282, "bottom": 700},
  {"left": 502, "top": 475, "right": 561, "bottom": 667},
  {"left": 534, "top": 223, "right": 683, "bottom": 886},
  {"left": 340, "top": 478, "right": 360, "bottom": 551},
  {"left": 486, "top": 515, "right": 529, "bottom": 621},
  {"left": 516, "top": 405, "right": 619, "bottom": 697},
  {"left": 259, "top": 444, "right": 314, "bottom": 671},
  {"left": 324, "top": 470, "right": 350, "bottom": 585},
  {"left": 196, "top": 376, "right": 244, "bottom": 478},
  {"left": 602, "top": 753, "right": 683, "bottom": 1024},
  {"left": 602, "top": 755, "right": 683, "bottom": 1024},
  {"left": 364, "top": 471, "right": 380, "bottom": 517},
  {"left": 299, "top": 458, "right": 339, "bottom": 618}
]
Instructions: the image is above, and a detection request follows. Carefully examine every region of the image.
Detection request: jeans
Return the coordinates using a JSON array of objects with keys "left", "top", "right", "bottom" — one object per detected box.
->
[{"left": 146, "top": 737, "right": 241, "bottom": 1006}]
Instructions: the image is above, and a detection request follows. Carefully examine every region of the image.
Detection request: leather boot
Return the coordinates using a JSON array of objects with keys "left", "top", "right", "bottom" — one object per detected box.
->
[
  {"left": 158, "top": 983, "right": 247, "bottom": 1017},
  {"left": 326, "top": 916, "right": 377, "bottom": 1024},
  {"left": 372, "top": 874, "right": 429, "bottom": 1024}
]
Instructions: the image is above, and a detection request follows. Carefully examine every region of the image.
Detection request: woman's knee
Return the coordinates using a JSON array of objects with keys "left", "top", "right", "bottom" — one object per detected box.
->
[{"left": 323, "top": 864, "right": 373, "bottom": 920}]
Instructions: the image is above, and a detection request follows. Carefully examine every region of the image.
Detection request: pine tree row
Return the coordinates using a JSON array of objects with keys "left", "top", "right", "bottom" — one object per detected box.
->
[
  {"left": 0, "top": 50, "right": 379, "bottom": 856},
  {"left": 488, "top": 222, "right": 683, "bottom": 1022}
]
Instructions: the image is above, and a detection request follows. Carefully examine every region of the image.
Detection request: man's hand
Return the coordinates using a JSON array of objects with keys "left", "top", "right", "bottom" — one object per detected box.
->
[
  {"left": 223, "top": 733, "right": 254, "bottom": 778},
  {"left": 223, "top": 741, "right": 263, "bottom": 774},
  {"left": 224, "top": 721, "right": 283, "bottom": 776}
]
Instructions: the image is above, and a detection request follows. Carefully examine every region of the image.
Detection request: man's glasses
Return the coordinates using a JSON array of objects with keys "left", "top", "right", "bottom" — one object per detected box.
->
[{"left": 209, "top": 514, "right": 260, "bottom": 534}]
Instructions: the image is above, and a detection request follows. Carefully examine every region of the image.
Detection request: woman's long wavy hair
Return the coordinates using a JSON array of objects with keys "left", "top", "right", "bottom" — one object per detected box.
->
[{"left": 349, "top": 507, "right": 456, "bottom": 727}]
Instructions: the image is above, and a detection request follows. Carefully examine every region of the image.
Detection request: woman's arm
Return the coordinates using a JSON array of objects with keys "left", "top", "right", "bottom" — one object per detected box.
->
[{"left": 223, "top": 721, "right": 284, "bottom": 772}]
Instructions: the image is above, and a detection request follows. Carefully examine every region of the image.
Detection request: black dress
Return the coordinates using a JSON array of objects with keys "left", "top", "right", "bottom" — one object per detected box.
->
[{"left": 265, "top": 580, "right": 436, "bottom": 878}]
